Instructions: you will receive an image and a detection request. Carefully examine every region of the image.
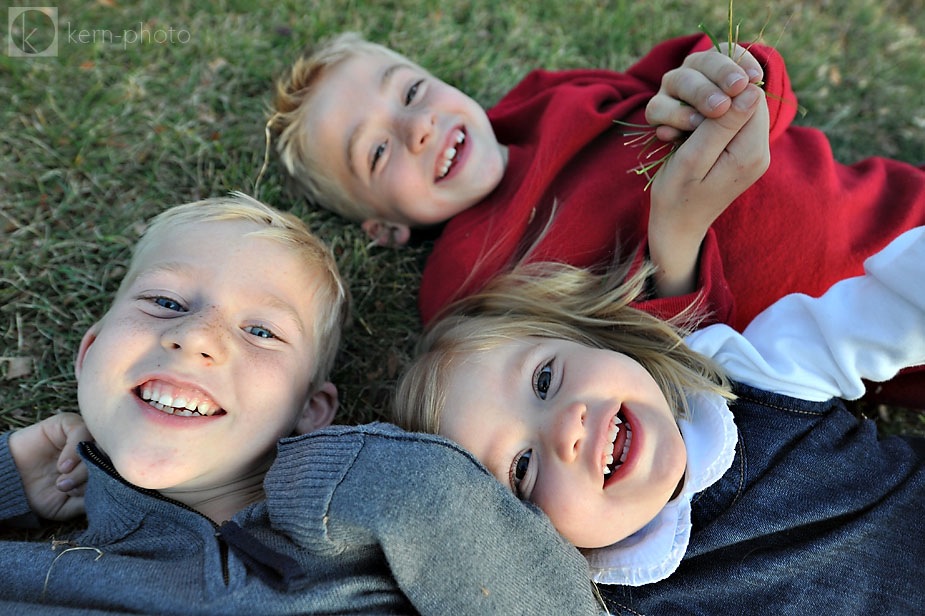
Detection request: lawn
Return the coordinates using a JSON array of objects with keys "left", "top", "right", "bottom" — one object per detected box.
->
[{"left": 2, "top": 0, "right": 923, "bottom": 436}]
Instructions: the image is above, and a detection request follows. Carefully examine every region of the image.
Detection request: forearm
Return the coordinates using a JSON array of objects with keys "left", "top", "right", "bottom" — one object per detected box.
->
[
  {"left": 631, "top": 233, "right": 734, "bottom": 327},
  {"left": 269, "top": 424, "right": 603, "bottom": 615},
  {"left": 647, "top": 213, "right": 706, "bottom": 298}
]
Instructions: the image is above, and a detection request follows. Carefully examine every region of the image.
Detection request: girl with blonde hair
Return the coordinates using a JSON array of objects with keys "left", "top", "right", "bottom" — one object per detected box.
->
[{"left": 393, "top": 227, "right": 925, "bottom": 614}]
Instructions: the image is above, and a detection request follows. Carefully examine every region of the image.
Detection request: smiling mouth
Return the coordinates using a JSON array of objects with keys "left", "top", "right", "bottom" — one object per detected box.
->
[
  {"left": 436, "top": 129, "right": 465, "bottom": 180},
  {"left": 136, "top": 379, "right": 225, "bottom": 417},
  {"left": 602, "top": 410, "right": 632, "bottom": 478}
]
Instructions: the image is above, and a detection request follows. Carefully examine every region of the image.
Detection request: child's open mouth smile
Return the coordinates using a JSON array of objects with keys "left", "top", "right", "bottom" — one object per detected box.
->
[{"left": 135, "top": 378, "right": 226, "bottom": 418}]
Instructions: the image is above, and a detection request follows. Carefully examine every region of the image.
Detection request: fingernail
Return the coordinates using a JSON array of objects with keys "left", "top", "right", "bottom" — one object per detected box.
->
[
  {"left": 725, "top": 73, "right": 745, "bottom": 90},
  {"left": 59, "top": 458, "right": 75, "bottom": 473},
  {"left": 689, "top": 112, "right": 704, "bottom": 127},
  {"left": 57, "top": 478, "right": 75, "bottom": 492},
  {"left": 747, "top": 69, "right": 763, "bottom": 82},
  {"left": 707, "top": 93, "right": 728, "bottom": 110}
]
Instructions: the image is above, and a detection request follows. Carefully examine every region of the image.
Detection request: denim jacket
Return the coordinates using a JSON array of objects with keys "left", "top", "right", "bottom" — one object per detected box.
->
[
  {"left": 601, "top": 382, "right": 924, "bottom": 615},
  {"left": 599, "top": 227, "right": 925, "bottom": 612}
]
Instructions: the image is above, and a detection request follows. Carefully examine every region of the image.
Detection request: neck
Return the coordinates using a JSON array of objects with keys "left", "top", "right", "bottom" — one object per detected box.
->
[{"left": 159, "top": 465, "right": 269, "bottom": 524}]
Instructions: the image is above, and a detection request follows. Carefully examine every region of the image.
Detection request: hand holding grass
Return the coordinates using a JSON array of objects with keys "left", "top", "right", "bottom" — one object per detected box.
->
[
  {"left": 647, "top": 80, "right": 770, "bottom": 299},
  {"left": 646, "top": 43, "right": 765, "bottom": 143},
  {"left": 8, "top": 413, "right": 91, "bottom": 522}
]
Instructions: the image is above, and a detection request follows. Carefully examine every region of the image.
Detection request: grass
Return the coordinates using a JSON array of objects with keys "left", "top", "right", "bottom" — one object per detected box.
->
[{"left": 2, "top": 0, "right": 924, "bottom": 442}]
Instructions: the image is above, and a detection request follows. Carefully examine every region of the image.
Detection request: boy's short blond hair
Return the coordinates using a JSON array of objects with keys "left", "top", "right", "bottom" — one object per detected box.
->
[
  {"left": 121, "top": 192, "right": 349, "bottom": 392},
  {"left": 271, "top": 32, "right": 416, "bottom": 221}
]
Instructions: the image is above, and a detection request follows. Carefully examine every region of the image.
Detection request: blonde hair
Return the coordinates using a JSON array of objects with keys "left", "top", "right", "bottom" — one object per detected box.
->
[
  {"left": 392, "top": 260, "right": 733, "bottom": 434},
  {"left": 270, "top": 32, "right": 417, "bottom": 221},
  {"left": 120, "top": 191, "right": 349, "bottom": 391}
]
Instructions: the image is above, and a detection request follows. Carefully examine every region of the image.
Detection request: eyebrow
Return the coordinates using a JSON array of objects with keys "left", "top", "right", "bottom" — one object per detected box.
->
[
  {"left": 515, "top": 342, "right": 540, "bottom": 389},
  {"left": 345, "top": 62, "right": 414, "bottom": 179}
]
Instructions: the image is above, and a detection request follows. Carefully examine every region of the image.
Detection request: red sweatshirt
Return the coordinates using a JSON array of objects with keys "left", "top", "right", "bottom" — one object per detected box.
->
[{"left": 419, "top": 34, "right": 925, "bottom": 337}]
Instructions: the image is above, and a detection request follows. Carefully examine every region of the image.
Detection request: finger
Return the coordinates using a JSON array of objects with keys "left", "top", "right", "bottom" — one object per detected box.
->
[
  {"left": 55, "top": 496, "right": 86, "bottom": 522},
  {"left": 691, "top": 44, "right": 763, "bottom": 89},
  {"left": 717, "top": 43, "right": 764, "bottom": 84},
  {"left": 681, "top": 49, "right": 755, "bottom": 94},
  {"left": 56, "top": 412, "right": 91, "bottom": 474},
  {"left": 649, "top": 67, "right": 736, "bottom": 125},
  {"left": 646, "top": 92, "right": 707, "bottom": 135},
  {"left": 670, "top": 84, "right": 763, "bottom": 180},
  {"left": 653, "top": 124, "right": 687, "bottom": 143},
  {"left": 715, "top": 92, "right": 771, "bottom": 183},
  {"left": 57, "top": 458, "right": 89, "bottom": 492}
]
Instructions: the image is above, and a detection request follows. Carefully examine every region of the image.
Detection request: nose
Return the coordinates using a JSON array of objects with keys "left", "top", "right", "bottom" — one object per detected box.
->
[
  {"left": 402, "top": 110, "right": 434, "bottom": 153},
  {"left": 161, "top": 307, "right": 227, "bottom": 365},
  {"left": 546, "top": 401, "right": 586, "bottom": 463}
]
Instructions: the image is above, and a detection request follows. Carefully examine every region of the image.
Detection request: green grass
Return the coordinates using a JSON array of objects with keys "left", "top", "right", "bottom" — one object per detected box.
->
[{"left": 2, "top": 0, "right": 923, "bottom": 439}]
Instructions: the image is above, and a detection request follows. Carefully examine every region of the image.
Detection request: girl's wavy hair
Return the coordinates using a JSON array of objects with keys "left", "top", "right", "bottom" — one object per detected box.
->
[
  {"left": 269, "top": 32, "right": 417, "bottom": 221},
  {"left": 120, "top": 192, "right": 350, "bottom": 392},
  {"left": 392, "top": 258, "right": 733, "bottom": 434}
]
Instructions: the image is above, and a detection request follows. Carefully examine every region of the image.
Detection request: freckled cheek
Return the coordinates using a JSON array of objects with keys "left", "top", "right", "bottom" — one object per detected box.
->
[
  {"left": 232, "top": 351, "right": 308, "bottom": 405},
  {"left": 84, "top": 317, "right": 151, "bottom": 370}
]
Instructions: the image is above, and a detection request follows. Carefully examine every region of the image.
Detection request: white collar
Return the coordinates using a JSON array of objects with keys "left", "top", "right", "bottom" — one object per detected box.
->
[{"left": 582, "top": 390, "right": 737, "bottom": 586}]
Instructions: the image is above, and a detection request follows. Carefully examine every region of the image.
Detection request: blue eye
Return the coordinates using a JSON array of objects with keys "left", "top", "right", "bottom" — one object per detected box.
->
[
  {"left": 511, "top": 449, "right": 533, "bottom": 500},
  {"left": 405, "top": 79, "right": 423, "bottom": 105},
  {"left": 535, "top": 362, "right": 553, "bottom": 400},
  {"left": 244, "top": 325, "right": 276, "bottom": 340},
  {"left": 152, "top": 297, "right": 185, "bottom": 312}
]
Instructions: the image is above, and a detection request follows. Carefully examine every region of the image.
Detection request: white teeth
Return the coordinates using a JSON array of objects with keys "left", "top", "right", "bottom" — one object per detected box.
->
[
  {"left": 603, "top": 413, "right": 631, "bottom": 478},
  {"left": 140, "top": 385, "right": 219, "bottom": 417},
  {"left": 619, "top": 430, "right": 632, "bottom": 464},
  {"left": 157, "top": 392, "right": 175, "bottom": 407},
  {"left": 437, "top": 130, "right": 465, "bottom": 179},
  {"left": 602, "top": 415, "right": 620, "bottom": 477}
]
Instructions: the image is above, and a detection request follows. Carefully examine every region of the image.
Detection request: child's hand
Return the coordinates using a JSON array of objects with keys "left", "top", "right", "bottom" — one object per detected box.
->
[
  {"left": 647, "top": 43, "right": 764, "bottom": 143},
  {"left": 647, "top": 81, "right": 770, "bottom": 298},
  {"left": 7, "top": 412, "right": 91, "bottom": 521}
]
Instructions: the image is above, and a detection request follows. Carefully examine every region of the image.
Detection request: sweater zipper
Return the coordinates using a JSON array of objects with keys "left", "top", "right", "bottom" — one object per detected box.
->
[{"left": 81, "top": 444, "right": 232, "bottom": 585}]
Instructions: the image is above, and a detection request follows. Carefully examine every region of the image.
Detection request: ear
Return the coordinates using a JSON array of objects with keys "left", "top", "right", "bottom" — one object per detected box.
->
[
  {"left": 361, "top": 218, "right": 411, "bottom": 247},
  {"left": 294, "top": 381, "right": 339, "bottom": 435},
  {"left": 74, "top": 322, "right": 102, "bottom": 380}
]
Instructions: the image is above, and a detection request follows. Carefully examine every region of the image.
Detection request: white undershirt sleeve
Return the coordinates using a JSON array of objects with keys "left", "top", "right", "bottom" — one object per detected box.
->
[{"left": 686, "top": 226, "right": 925, "bottom": 401}]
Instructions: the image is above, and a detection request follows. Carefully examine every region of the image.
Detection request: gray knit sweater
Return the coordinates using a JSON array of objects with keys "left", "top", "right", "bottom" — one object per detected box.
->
[{"left": 0, "top": 422, "right": 601, "bottom": 615}]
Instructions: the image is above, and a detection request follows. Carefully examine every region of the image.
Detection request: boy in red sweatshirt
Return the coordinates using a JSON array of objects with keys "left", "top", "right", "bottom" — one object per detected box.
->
[{"left": 272, "top": 32, "right": 925, "bottom": 408}]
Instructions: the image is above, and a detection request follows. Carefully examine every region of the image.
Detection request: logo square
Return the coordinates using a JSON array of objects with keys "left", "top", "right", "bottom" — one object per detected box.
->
[{"left": 8, "top": 7, "right": 58, "bottom": 57}]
